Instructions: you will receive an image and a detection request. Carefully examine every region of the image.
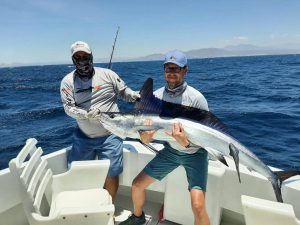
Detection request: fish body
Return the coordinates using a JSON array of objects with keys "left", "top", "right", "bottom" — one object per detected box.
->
[
  {"left": 99, "top": 113, "right": 275, "bottom": 185},
  {"left": 97, "top": 78, "right": 300, "bottom": 202}
]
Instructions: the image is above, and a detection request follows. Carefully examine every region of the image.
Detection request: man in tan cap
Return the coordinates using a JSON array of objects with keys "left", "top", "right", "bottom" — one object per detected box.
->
[{"left": 60, "top": 41, "right": 140, "bottom": 202}]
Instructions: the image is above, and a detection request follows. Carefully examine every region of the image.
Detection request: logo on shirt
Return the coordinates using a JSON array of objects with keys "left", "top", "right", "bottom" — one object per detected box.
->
[{"left": 94, "top": 85, "right": 102, "bottom": 90}]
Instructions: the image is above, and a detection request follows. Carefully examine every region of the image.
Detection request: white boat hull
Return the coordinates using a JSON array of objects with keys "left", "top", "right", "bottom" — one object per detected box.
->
[{"left": 0, "top": 140, "right": 300, "bottom": 225}]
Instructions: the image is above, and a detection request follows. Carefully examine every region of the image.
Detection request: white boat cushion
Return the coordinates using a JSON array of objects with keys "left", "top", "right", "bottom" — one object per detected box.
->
[
  {"left": 50, "top": 188, "right": 111, "bottom": 217},
  {"left": 242, "top": 195, "right": 300, "bottom": 225}
]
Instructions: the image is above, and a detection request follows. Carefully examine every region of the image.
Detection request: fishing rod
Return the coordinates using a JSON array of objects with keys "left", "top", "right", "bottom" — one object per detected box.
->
[
  {"left": 108, "top": 26, "right": 120, "bottom": 69},
  {"left": 92, "top": 27, "right": 161, "bottom": 154}
]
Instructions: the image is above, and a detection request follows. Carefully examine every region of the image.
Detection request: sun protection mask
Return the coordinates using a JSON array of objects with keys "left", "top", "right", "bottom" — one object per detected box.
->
[
  {"left": 165, "top": 81, "right": 187, "bottom": 98},
  {"left": 72, "top": 54, "right": 94, "bottom": 78}
]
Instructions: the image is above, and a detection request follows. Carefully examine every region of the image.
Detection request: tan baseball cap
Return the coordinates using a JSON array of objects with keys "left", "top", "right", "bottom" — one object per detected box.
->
[{"left": 71, "top": 41, "right": 92, "bottom": 56}]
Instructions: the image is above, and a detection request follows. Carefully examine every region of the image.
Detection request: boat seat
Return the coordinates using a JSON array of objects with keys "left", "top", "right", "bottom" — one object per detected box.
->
[
  {"left": 9, "top": 138, "right": 114, "bottom": 225},
  {"left": 242, "top": 195, "right": 300, "bottom": 225}
]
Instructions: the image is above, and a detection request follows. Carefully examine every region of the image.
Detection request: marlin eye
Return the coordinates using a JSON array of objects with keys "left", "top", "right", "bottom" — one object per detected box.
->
[{"left": 109, "top": 114, "right": 115, "bottom": 119}]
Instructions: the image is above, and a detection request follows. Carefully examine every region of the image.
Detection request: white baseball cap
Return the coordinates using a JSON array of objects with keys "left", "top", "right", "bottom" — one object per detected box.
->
[{"left": 71, "top": 41, "right": 92, "bottom": 56}]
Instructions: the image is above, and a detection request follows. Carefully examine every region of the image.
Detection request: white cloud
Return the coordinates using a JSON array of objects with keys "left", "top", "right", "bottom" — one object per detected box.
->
[
  {"left": 218, "top": 36, "right": 250, "bottom": 47},
  {"left": 233, "top": 36, "right": 249, "bottom": 41}
]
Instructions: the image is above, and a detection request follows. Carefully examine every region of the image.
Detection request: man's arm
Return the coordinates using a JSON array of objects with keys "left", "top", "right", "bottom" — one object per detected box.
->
[
  {"left": 60, "top": 80, "right": 88, "bottom": 120},
  {"left": 120, "top": 88, "right": 140, "bottom": 102},
  {"left": 109, "top": 70, "right": 140, "bottom": 102}
]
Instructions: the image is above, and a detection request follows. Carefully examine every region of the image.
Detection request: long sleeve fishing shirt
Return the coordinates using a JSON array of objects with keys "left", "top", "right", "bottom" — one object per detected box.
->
[
  {"left": 60, "top": 67, "right": 139, "bottom": 138},
  {"left": 153, "top": 84, "right": 209, "bottom": 153}
]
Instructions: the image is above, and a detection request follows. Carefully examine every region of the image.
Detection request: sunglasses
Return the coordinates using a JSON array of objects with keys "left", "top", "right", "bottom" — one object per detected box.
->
[
  {"left": 164, "top": 66, "right": 185, "bottom": 73},
  {"left": 73, "top": 54, "right": 92, "bottom": 61}
]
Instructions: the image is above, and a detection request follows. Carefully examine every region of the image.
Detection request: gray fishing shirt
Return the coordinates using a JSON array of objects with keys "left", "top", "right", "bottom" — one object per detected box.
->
[
  {"left": 60, "top": 67, "right": 139, "bottom": 138},
  {"left": 153, "top": 84, "right": 209, "bottom": 154}
]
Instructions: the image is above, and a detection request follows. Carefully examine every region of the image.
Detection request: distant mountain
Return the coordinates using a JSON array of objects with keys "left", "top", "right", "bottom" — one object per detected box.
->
[
  {"left": 133, "top": 53, "right": 165, "bottom": 61},
  {"left": 2, "top": 44, "right": 300, "bottom": 68},
  {"left": 131, "top": 44, "right": 300, "bottom": 62},
  {"left": 0, "top": 61, "right": 72, "bottom": 68},
  {"left": 186, "top": 48, "right": 231, "bottom": 58},
  {"left": 223, "top": 44, "right": 267, "bottom": 51}
]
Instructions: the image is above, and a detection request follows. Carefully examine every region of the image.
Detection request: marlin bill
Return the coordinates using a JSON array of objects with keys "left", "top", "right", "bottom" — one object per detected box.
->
[{"left": 97, "top": 78, "right": 300, "bottom": 203}]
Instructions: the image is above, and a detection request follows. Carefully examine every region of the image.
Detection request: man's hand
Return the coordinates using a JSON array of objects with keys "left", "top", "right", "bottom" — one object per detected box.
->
[
  {"left": 133, "top": 92, "right": 141, "bottom": 101},
  {"left": 139, "top": 119, "right": 157, "bottom": 143},
  {"left": 140, "top": 130, "right": 157, "bottom": 143},
  {"left": 86, "top": 108, "right": 101, "bottom": 119},
  {"left": 166, "top": 122, "right": 189, "bottom": 148}
]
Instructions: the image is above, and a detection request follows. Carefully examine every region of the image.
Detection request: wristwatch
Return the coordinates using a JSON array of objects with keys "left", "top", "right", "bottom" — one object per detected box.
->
[{"left": 185, "top": 142, "right": 191, "bottom": 148}]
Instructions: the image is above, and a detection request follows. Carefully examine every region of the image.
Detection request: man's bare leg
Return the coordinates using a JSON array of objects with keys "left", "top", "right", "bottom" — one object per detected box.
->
[
  {"left": 190, "top": 189, "right": 210, "bottom": 225},
  {"left": 104, "top": 176, "right": 119, "bottom": 202},
  {"left": 131, "top": 171, "right": 155, "bottom": 216}
]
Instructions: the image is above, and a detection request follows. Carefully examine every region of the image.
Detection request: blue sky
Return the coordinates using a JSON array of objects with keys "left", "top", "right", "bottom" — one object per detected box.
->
[{"left": 1, "top": 0, "right": 300, "bottom": 64}]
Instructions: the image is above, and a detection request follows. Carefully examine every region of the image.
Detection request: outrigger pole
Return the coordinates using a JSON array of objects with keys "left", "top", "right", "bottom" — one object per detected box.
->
[{"left": 108, "top": 26, "right": 120, "bottom": 69}]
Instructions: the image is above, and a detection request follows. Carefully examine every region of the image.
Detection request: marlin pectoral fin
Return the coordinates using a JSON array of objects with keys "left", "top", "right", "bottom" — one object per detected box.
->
[
  {"left": 205, "top": 147, "right": 229, "bottom": 167},
  {"left": 229, "top": 143, "right": 241, "bottom": 183},
  {"left": 218, "top": 154, "right": 229, "bottom": 167}
]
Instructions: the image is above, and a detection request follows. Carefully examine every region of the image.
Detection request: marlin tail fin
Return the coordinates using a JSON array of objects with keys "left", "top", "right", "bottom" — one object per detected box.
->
[
  {"left": 272, "top": 170, "right": 300, "bottom": 202},
  {"left": 274, "top": 171, "right": 300, "bottom": 186}
]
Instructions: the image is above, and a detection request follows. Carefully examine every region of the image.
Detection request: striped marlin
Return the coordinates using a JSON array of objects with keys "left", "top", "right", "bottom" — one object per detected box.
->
[{"left": 97, "top": 78, "right": 300, "bottom": 202}]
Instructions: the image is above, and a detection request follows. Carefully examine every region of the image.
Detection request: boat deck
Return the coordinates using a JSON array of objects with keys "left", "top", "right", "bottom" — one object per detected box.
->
[
  {"left": 115, "top": 194, "right": 179, "bottom": 225},
  {"left": 114, "top": 194, "right": 244, "bottom": 225}
]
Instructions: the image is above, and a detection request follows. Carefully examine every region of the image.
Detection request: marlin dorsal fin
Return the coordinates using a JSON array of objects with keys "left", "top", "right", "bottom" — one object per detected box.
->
[
  {"left": 134, "top": 78, "right": 162, "bottom": 114},
  {"left": 134, "top": 78, "right": 230, "bottom": 135},
  {"left": 205, "top": 147, "right": 229, "bottom": 167}
]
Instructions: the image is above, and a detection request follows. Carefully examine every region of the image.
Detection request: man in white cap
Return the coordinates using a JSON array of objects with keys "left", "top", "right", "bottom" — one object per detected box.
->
[
  {"left": 120, "top": 50, "right": 210, "bottom": 225},
  {"left": 60, "top": 41, "right": 140, "bottom": 202}
]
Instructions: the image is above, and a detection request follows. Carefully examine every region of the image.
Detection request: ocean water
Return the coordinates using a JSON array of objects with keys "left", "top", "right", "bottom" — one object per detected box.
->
[{"left": 0, "top": 55, "right": 300, "bottom": 171}]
